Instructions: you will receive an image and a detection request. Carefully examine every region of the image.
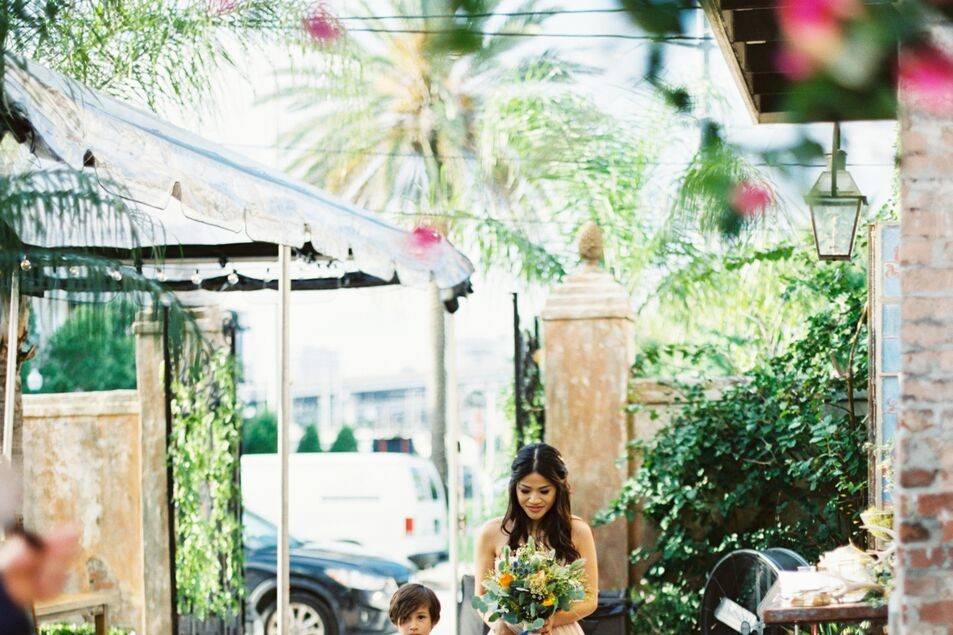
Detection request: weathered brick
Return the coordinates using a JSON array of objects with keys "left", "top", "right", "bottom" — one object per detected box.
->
[
  {"left": 902, "top": 298, "right": 953, "bottom": 321},
  {"left": 903, "top": 349, "right": 953, "bottom": 375},
  {"left": 900, "top": 521, "right": 933, "bottom": 542},
  {"left": 905, "top": 546, "right": 953, "bottom": 569},
  {"left": 917, "top": 492, "right": 953, "bottom": 517},
  {"left": 901, "top": 468, "right": 939, "bottom": 488},
  {"left": 903, "top": 378, "right": 953, "bottom": 402},
  {"left": 902, "top": 268, "right": 953, "bottom": 297},
  {"left": 919, "top": 600, "right": 953, "bottom": 624}
]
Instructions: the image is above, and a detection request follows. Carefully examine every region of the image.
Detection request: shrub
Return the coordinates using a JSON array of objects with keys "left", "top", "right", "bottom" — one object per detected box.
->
[
  {"left": 297, "top": 423, "right": 322, "bottom": 452},
  {"left": 599, "top": 259, "right": 869, "bottom": 633},
  {"left": 329, "top": 425, "right": 358, "bottom": 452}
]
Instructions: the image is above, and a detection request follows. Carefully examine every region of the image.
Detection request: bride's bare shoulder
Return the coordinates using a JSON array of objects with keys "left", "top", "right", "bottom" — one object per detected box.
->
[
  {"left": 479, "top": 516, "right": 506, "bottom": 537},
  {"left": 570, "top": 516, "right": 593, "bottom": 535}
]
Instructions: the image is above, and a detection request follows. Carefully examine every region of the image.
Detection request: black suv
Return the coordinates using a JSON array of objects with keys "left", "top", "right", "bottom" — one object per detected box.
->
[{"left": 244, "top": 511, "right": 415, "bottom": 634}]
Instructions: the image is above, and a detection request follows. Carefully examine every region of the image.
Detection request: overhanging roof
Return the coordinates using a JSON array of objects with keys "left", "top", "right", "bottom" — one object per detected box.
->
[
  {"left": 700, "top": 0, "right": 895, "bottom": 123},
  {"left": 1, "top": 56, "right": 474, "bottom": 305}
]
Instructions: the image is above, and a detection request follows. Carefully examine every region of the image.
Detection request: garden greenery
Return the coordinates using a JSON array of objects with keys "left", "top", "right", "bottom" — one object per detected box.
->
[
  {"left": 597, "top": 255, "right": 869, "bottom": 633},
  {"left": 170, "top": 349, "right": 244, "bottom": 620}
]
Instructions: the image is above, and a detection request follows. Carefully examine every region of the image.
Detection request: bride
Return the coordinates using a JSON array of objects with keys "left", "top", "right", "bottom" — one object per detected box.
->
[{"left": 475, "top": 442, "right": 599, "bottom": 634}]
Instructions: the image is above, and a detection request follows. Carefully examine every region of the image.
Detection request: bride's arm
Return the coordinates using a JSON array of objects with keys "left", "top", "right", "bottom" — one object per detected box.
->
[
  {"left": 475, "top": 520, "right": 518, "bottom": 633},
  {"left": 550, "top": 520, "right": 599, "bottom": 627}
]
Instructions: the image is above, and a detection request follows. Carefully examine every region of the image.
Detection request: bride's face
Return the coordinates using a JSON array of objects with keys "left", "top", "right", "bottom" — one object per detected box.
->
[{"left": 516, "top": 472, "right": 557, "bottom": 521}]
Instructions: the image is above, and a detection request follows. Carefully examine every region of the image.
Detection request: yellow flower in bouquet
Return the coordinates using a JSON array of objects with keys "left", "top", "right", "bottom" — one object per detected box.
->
[{"left": 472, "top": 537, "right": 587, "bottom": 633}]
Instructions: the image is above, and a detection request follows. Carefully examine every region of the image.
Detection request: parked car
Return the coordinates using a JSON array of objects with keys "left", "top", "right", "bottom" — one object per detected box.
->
[
  {"left": 242, "top": 453, "right": 448, "bottom": 568},
  {"left": 243, "top": 511, "right": 415, "bottom": 634}
]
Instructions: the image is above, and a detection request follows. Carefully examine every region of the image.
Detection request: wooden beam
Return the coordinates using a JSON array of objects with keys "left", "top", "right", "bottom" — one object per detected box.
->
[
  {"left": 701, "top": 0, "right": 761, "bottom": 123},
  {"left": 746, "top": 72, "right": 791, "bottom": 94},
  {"left": 719, "top": 0, "right": 779, "bottom": 9},
  {"left": 735, "top": 41, "right": 781, "bottom": 73},
  {"left": 725, "top": 8, "right": 780, "bottom": 42}
]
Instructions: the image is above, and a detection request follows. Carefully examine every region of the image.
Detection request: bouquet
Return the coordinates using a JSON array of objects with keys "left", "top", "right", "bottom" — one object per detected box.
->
[{"left": 472, "top": 538, "right": 587, "bottom": 634}]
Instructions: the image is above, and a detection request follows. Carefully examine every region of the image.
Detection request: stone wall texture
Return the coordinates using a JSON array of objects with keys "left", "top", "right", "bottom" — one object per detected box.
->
[
  {"left": 894, "top": 25, "right": 953, "bottom": 634},
  {"left": 542, "top": 263, "right": 634, "bottom": 591},
  {"left": 22, "top": 390, "right": 144, "bottom": 630}
]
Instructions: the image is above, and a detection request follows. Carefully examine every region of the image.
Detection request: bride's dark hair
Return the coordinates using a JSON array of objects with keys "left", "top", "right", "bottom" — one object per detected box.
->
[{"left": 502, "top": 442, "right": 580, "bottom": 563}]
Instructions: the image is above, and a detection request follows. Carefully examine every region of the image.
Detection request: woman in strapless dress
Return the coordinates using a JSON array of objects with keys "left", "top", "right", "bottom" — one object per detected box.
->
[{"left": 474, "top": 443, "right": 598, "bottom": 634}]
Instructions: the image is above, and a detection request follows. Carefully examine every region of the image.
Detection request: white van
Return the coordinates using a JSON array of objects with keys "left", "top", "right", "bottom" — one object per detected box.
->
[{"left": 241, "top": 452, "right": 448, "bottom": 568}]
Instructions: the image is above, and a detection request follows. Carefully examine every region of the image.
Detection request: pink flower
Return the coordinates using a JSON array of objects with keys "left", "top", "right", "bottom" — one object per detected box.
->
[
  {"left": 730, "top": 181, "right": 773, "bottom": 219},
  {"left": 302, "top": 4, "right": 342, "bottom": 42},
  {"left": 209, "top": 0, "right": 239, "bottom": 15},
  {"left": 775, "top": 47, "right": 818, "bottom": 80},
  {"left": 776, "top": 0, "right": 863, "bottom": 68},
  {"left": 404, "top": 225, "right": 444, "bottom": 260},
  {"left": 899, "top": 45, "right": 953, "bottom": 115}
]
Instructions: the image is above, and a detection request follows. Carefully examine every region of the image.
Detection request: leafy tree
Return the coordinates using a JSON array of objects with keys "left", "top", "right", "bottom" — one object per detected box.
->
[
  {"left": 328, "top": 425, "right": 358, "bottom": 453},
  {"left": 0, "top": 0, "right": 299, "bottom": 498},
  {"left": 25, "top": 305, "right": 135, "bottom": 393},
  {"left": 242, "top": 408, "right": 277, "bottom": 455},
  {"left": 297, "top": 423, "right": 322, "bottom": 453},
  {"left": 271, "top": 0, "right": 662, "bottom": 482}
]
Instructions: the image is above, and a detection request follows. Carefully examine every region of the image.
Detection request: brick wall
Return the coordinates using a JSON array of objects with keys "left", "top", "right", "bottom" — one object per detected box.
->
[{"left": 894, "top": 25, "right": 953, "bottom": 634}]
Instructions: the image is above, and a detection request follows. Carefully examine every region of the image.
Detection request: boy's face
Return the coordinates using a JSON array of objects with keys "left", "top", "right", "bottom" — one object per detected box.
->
[{"left": 397, "top": 604, "right": 434, "bottom": 635}]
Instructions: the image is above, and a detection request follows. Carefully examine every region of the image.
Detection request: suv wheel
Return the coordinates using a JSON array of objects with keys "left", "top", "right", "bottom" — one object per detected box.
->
[{"left": 263, "top": 592, "right": 337, "bottom": 635}]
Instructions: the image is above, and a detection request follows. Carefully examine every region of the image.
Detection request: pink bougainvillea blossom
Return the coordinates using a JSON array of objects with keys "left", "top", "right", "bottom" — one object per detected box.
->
[
  {"left": 899, "top": 45, "right": 953, "bottom": 115},
  {"left": 776, "top": 0, "right": 864, "bottom": 71},
  {"left": 209, "top": 0, "right": 239, "bottom": 15},
  {"left": 775, "top": 47, "right": 818, "bottom": 80},
  {"left": 730, "top": 181, "right": 774, "bottom": 219},
  {"left": 404, "top": 225, "right": 444, "bottom": 260},
  {"left": 302, "top": 4, "right": 342, "bottom": 42}
]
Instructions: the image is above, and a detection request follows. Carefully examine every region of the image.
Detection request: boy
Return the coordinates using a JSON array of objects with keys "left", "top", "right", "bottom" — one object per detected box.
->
[{"left": 389, "top": 582, "right": 441, "bottom": 635}]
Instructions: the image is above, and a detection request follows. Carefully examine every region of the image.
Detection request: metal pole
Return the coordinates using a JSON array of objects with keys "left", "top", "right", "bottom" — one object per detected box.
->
[
  {"left": 3, "top": 271, "right": 20, "bottom": 462},
  {"left": 831, "top": 122, "right": 841, "bottom": 196},
  {"left": 277, "top": 245, "right": 291, "bottom": 635},
  {"left": 512, "top": 293, "right": 524, "bottom": 447},
  {"left": 445, "top": 308, "right": 460, "bottom": 635}
]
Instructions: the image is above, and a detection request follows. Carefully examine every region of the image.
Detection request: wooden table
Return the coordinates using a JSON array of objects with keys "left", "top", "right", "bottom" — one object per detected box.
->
[
  {"left": 34, "top": 590, "right": 120, "bottom": 635},
  {"left": 761, "top": 599, "right": 888, "bottom": 634}
]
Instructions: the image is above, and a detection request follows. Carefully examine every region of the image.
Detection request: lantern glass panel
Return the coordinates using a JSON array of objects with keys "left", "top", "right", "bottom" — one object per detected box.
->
[{"left": 810, "top": 196, "right": 863, "bottom": 260}]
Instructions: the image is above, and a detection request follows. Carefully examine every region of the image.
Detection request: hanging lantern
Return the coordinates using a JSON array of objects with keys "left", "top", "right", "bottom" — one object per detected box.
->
[{"left": 806, "top": 123, "right": 867, "bottom": 261}]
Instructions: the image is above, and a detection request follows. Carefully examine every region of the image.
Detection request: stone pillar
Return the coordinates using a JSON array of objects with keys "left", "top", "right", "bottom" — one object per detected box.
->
[
  {"left": 541, "top": 222, "right": 634, "bottom": 591},
  {"left": 133, "top": 312, "right": 174, "bottom": 635},
  {"left": 893, "top": 26, "right": 953, "bottom": 635},
  {"left": 134, "top": 306, "right": 228, "bottom": 635}
]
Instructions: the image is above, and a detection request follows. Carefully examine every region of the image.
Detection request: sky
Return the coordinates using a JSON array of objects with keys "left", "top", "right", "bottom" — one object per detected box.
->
[{"left": 156, "top": 0, "right": 897, "bottom": 402}]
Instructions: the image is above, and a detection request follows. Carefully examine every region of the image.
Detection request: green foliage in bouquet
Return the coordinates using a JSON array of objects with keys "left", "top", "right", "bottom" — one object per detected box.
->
[{"left": 472, "top": 538, "right": 587, "bottom": 632}]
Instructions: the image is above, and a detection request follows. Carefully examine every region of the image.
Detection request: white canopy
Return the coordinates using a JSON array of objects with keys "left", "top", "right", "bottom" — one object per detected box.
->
[{"left": 2, "top": 55, "right": 473, "bottom": 300}]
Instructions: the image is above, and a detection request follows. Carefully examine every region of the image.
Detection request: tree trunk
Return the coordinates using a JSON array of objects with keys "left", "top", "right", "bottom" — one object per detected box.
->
[
  {"left": 428, "top": 283, "right": 448, "bottom": 488},
  {"left": 0, "top": 291, "right": 30, "bottom": 519}
]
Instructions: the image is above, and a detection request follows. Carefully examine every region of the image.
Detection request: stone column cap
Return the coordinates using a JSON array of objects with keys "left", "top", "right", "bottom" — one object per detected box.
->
[{"left": 541, "top": 266, "right": 634, "bottom": 321}]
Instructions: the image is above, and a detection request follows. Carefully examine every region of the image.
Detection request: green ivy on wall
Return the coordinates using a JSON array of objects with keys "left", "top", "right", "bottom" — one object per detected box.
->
[
  {"left": 598, "top": 256, "right": 869, "bottom": 633},
  {"left": 170, "top": 348, "right": 244, "bottom": 619}
]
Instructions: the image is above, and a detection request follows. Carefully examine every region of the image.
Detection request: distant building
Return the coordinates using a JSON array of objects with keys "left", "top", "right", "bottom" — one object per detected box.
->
[{"left": 239, "top": 338, "right": 510, "bottom": 464}]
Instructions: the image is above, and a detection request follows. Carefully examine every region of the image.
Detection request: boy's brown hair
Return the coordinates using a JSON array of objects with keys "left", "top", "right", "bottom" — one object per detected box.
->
[{"left": 389, "top": 583, "right": 441, "bottom": 625}]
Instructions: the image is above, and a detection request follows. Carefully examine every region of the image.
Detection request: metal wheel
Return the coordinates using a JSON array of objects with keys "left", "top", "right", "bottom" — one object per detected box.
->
[{"left": 266, "top": 600, "right": 329, "bottom": 635}]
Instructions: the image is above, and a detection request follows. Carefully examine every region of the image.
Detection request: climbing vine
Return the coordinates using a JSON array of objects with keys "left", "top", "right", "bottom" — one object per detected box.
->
[
  {"left": 598, "top": 256, "right": 870, "bottom": 633},
  {"left": 169, "top": 349, "right": 244, "bottom": 619}
]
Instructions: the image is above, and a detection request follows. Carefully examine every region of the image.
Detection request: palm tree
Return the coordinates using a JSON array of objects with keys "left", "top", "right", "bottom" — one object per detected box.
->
[
  {"left": 0, "top": 0, "right": 300, "bottom": 488},
  {"left": 270, "top": 0, "right": 664, "bottom": 482}
]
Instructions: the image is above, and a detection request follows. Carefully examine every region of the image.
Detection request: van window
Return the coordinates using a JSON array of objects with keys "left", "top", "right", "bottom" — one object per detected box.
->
[{"left": 411, "top": 467, "right": 431, "bottom": 501}]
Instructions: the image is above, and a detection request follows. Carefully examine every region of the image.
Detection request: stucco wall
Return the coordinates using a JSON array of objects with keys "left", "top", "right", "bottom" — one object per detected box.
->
[{"left": 22, "top": 390, "right": 144, "bottom": 630}]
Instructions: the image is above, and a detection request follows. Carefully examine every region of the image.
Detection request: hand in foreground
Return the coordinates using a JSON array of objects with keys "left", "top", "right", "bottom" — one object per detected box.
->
[
  {"left": 0, "top": 526, "right": 79, "bottom": 607},
  {"left": 536, "top": 617, "right": 555, "bottom": 634}
]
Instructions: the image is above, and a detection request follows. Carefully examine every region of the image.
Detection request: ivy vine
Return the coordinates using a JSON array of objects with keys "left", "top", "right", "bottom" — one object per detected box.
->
[
  {"left": 169, "top": 348, "right": 244, "bottom": 619},
  {"left": 597, "top": 256, "right": 870, "bottom": 633}
]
